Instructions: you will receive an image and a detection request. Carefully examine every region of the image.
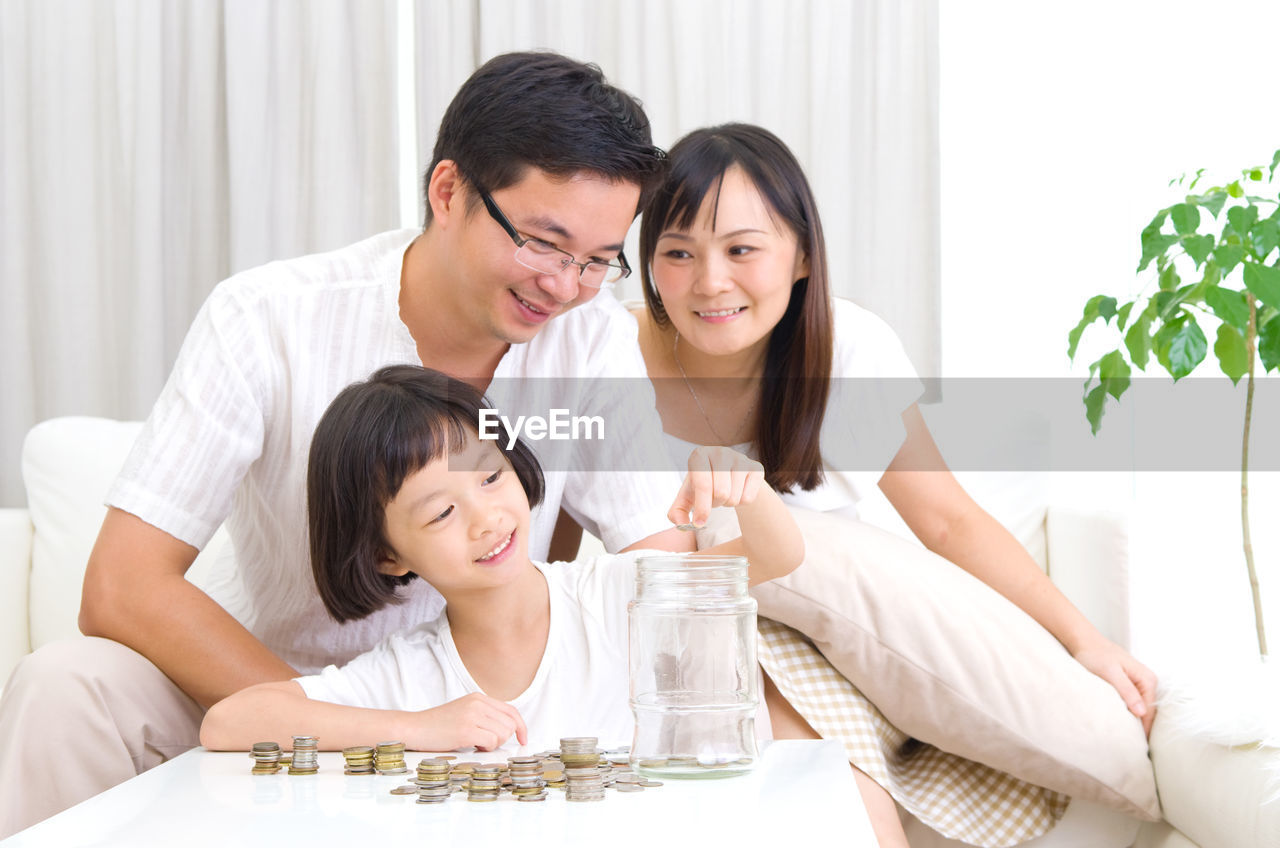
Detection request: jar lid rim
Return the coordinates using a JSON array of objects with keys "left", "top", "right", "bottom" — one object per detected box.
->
[{"left": 636, "top": 554, "right": 748, "bottom": 568}]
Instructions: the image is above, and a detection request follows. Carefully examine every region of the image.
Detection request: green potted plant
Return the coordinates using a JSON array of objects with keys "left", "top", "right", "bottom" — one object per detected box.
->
[{"left": 1067, "top": 151, "right": 1280, "bottom": 657}]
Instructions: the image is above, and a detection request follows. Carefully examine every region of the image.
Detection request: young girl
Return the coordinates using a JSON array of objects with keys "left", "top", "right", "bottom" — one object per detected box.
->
[{"left": 199, "top": 365, "right": 804, "bottom": 753}]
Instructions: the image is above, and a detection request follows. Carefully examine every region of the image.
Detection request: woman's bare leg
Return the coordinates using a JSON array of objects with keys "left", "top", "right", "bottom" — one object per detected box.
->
[{"left": 762, "top": 670, "right": 910, "bottom": 848}]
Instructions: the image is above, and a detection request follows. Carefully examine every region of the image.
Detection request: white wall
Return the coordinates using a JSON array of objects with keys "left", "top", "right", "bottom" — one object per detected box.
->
[{"left": 940, "top": 0, "right": 1280, "bottom": 666}]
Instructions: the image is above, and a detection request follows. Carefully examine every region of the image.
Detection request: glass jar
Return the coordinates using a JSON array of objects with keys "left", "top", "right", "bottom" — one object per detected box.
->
[{"left": 628, "top": 554, "right": 758, "bottom": 779}]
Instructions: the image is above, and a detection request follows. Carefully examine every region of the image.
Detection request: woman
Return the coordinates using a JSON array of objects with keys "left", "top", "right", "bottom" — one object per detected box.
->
[{"left": 630, "top": 123, "right": 1157, "bottom": 847}]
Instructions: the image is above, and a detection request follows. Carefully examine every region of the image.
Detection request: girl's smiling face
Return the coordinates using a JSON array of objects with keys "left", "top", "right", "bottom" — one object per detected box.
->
[
  {"left": 377, "top": 429, "right": 532, "bottom": 594},
  {"left": 651, "top": 165, "right": 809, "bottom": 363}
]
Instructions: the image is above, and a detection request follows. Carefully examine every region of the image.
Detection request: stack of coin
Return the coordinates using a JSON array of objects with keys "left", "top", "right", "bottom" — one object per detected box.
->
[
  {"left": 558, "top": 737, "right": 600, "bottom": 769},
  {"left": 373, "top": 741, "right": 408, "bottom": 775},
  {"left": 288, "top": 736, "right": 319, "bottom": 775},
  {"left": 342, "top": 746, "right": 374, "bottom": 775},
  {"left": 563, "top": 764, "right": 606, "bottom": 801},
  {"left": 449, "top": 762, "right": 475, "bottom": 792},
  {"left": 414, "top": 758, "right": 452, "bottom": 804},
  {"left": 542, "top": 764, "right": 566, "bottom": 791},
  {"left": 250, "top": 741, "right": 282, "bottom": 775},
  {"left": 507, "top": 755, "right": 548, "bottom": 802},
  {"left": 466, "top": 764, "right": 503, "bottom": 802},
  {"left": 600, "top": 760, "right": 618, "bottom": 789}
]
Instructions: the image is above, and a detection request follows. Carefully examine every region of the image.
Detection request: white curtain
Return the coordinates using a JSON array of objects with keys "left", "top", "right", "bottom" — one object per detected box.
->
[
  {"left": 0, "top": 0, "right": 401, "bottom": 506},
  {"left": 413, "top": 0, "right": 940, "bottom": 374},
  {"left": 1, "top": 0, "right": 936, "bottom": 507}
]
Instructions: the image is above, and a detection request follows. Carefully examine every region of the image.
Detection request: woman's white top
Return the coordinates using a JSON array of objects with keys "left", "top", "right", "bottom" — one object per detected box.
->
[{"left": 660, "top": 297, "right": 923, "bottom": 519}]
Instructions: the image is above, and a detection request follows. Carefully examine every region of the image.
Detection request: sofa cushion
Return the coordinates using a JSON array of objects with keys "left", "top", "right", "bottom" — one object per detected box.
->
[
  {"left": 699, "top": 505, "right": 1161, "bottom": 820},
  {"left": 1151, "top": 700, "right": 1280, "bottom": 848},
  {"left": 22, "top": 417, "right": 236, "bottom": 650}
]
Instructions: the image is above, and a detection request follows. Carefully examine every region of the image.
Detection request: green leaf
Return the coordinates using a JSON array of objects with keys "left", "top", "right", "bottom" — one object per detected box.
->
[
  {"left": 1228, "top": 181, "right": 1244, "bottom": 198},
  {"left": 1124, "top": 309, "right": 1153, "bottom": 369},
  {"left": 1189, "top": 168, "right": 1206, "bottom": 191},
  {"left": 1154, "top": 290, "right": 1179, "bottom": 318},
  {"left": 1068, "top": 295, "right": 1104, "bottom": 360},
  {"left": 1116, "top": 301, "right": 1135, "bottom": 331},
  {"left": 1260, "top": 314, "right": 1280, "bottom": 371},
  {"left": 1139, "top": 233, "right": 1178, "bottom": 272},
  {"left": 1155, "top": 283, "right": 1201, "bottom": 321},
  {"left": 1270, "top": 149, "right": 1280, "bottom": 181},
  {"left": 1201, "top": 260, "right": 1222, "bottom": 287},
  {"left": 1099, "top": 350, "right": 1131, "bottom": 400},
  {"left": 1145, "top": 209, "right": 1170, "bottom": 231},
  {"left": 1182, "top": 233, "right": 1215, "bottom": 267},
  {"left": 1251, "top": 219, "right": 1280, "bottom": 260},
  {"left": 1098, "top": 296, "right": 1118, "bottom": 323},
  {"left": 1139, "top": 214, "right": 1178, "bottom": 273},
  {"left": 1214, "top": 243, "right": 1246, "bottom": 275},
  {"left": 1171, "top": 203, "right": 1200, "bottom": 234},
  {"left": 1205, "top": 285, "right": 1251, "bottom": 330},
  {"left": 1198, "top": 190, "right": 1228, "bottom": 218},
  {"left": 1243, "top": 261, "right": 1280, "bottom": 310},
  {"left": 1154, "top": 321, "right": 1178, "bottom": 371},
  {"left": 1214, "top": 324, "right": 1249, "bottom": 384},
  {"left": 1166, "top": 319, "right": 1208, "bottom": 379},
  {"left": 1084, "top": 384, "right": 1108, "bottom": 435},
  {"left": 1228, "top": 204, "right": 1259, "bottom": 235},
  {"left": 1249, "top": 168, "right": 1265, "bottom": 181},
  {"left": 1158, "top": 264, "right": 1180, "bottom": 292}
]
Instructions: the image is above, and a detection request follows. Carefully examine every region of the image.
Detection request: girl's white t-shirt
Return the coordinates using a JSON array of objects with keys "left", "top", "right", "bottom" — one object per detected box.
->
[{"left": 296, "top": 551, "right": 773, "bottom": 753}]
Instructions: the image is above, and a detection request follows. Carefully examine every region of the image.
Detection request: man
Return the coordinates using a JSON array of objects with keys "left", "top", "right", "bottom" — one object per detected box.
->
[{"left": 0, "top": 51, "right": 689, "bottom": 837}]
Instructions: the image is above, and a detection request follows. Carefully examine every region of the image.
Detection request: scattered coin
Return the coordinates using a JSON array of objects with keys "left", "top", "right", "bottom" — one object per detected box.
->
[{"left": 251, "top": 736, "right": 662, "bottom": 804}]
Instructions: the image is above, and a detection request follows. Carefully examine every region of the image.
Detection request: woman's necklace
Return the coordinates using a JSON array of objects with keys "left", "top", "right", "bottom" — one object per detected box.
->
[{"left": 672, "top": 331, "right": 756, "bottom": 446}]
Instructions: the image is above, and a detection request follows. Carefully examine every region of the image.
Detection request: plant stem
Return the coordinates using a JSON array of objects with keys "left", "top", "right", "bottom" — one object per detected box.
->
[{"left": 1242, "top": 293, "right": 1267, "bottom": 656}]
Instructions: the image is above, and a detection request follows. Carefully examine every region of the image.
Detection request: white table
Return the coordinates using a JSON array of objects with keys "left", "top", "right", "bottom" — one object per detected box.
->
[{"left": 4, "top": 739, "right": 876, "bottom": 847}]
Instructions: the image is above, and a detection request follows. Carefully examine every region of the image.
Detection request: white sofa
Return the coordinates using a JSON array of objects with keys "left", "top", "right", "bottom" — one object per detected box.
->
[{"left": 2, "top": 416, "right": 1276, "bottom": 847}]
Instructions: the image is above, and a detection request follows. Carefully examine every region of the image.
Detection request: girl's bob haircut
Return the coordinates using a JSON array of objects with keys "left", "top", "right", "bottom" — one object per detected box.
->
[{"left": 307, "top": 364, "right": 545, "bottom": 623}]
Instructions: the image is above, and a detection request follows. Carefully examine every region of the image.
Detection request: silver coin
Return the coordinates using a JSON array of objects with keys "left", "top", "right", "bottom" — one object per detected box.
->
[
  {"left": 516, "top": 792, "right": 549, "bottom": 802},
  {"left": 389, "top": 785, "right": 418, "bottom": 795},
  {"left": 614, "top": 783, "right": 644, "bottom": 793}
]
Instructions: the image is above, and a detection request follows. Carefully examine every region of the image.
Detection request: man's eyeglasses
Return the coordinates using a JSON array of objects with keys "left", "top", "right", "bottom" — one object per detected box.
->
[{"left": 479, "top": 190, "right": 631, "bottom": 289}]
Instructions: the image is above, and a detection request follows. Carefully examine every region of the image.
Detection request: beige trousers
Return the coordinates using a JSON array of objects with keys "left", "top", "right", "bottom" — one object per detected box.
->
[{"left": 0, "top": 637, "right": 204, "bottom": 839}]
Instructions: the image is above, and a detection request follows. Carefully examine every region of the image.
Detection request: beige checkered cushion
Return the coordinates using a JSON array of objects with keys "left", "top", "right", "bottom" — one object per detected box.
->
[
  {"left": 700, "top": 505, "right": 1160, "bottom": 820},
  {"left": 759, "top": 618, "right": 1068, "bottom": 846}
]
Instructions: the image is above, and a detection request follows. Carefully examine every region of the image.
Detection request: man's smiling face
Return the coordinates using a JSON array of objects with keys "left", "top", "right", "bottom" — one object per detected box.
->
[{"left": 454, "top": 168, "right": 641, "bottom": 345}]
